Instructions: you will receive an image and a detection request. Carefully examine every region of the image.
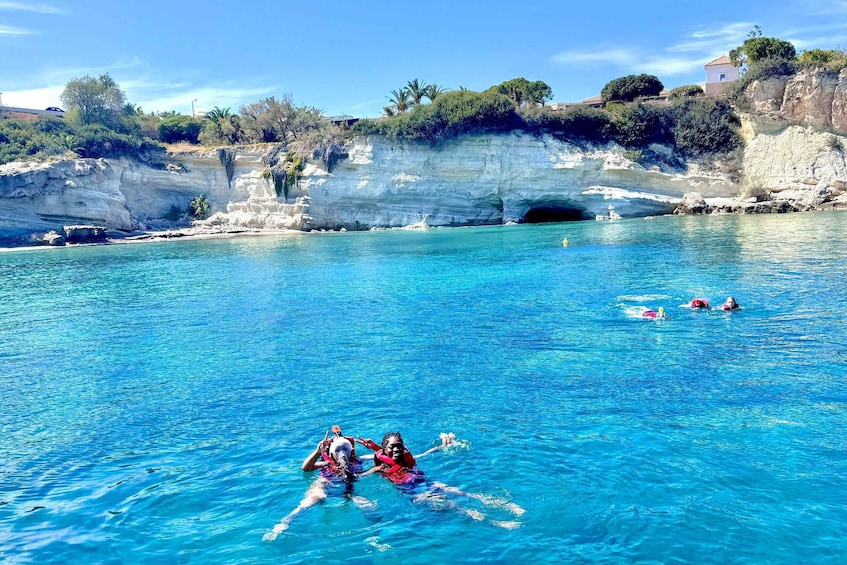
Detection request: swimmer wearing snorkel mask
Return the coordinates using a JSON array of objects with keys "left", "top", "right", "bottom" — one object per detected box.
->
[{"left": 263, "top": 426, "right": 373, "bottom": 541}]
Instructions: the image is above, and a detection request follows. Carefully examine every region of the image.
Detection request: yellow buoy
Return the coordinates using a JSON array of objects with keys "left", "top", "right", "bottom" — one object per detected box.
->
[{"left": 562, "top": 238, "right": 569, "bottom": 247}]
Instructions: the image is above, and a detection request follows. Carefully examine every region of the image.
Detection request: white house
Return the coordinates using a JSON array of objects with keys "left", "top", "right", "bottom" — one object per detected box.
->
[{"left": 704, "top": 55, "right": 740, "bottom": 96}]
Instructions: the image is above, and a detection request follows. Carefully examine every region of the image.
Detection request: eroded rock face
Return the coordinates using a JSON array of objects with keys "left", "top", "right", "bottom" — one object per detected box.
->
[
  {"left": 298, "top": 133, "right": 736, "bottom": 229},
  {"left": 742, "top": 125, "right": 847, "bottom": 199},
  {"left": 746, "top": 68, "right": 847, "bottom": 132},
  {"left": 0, "top": 159, "right": 130, "bottom": 240}
]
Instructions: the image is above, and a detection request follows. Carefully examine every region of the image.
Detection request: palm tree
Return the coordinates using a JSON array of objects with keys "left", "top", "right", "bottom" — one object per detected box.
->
[
  {"left": 406, "top": 78, "right": 428, "bottom": 106},
  {"left": 424, "top": 83, "right": 447, "bottom": 102},
  {"left": 383, "top": 105, "right": 397, "bottom": 117},
  {"left": 388, "top": 88, "right": 411, "bottom": 114},
  {"left": 205, "top": 106, "right": 234, "bottom": 125}
]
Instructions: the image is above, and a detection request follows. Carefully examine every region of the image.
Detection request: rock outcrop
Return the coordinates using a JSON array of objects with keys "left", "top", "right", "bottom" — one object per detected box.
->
[{"left": 745, "top": 67, "right": 847, "bottom": 133}]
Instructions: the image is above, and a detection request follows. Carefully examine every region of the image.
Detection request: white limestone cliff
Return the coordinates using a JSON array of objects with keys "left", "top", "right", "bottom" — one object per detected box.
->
[{"left": 0, "top": 124, "right": 845, "bottom": 243}]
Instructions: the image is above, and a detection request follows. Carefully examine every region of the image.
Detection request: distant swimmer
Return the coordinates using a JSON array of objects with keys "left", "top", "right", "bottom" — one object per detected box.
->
[
  {"left": 689, "top": 298, "right": 711, "bottom": 309},
  {"left": 264, "top": 426, "right": 374, "bottom": 541},
  {"left": 642, "top": 307, "right": 667, "bottom": 319},
  {"left": 356, "top": 432, "right": 525, "bottom": 529},
  {"left": 720, "top": 296, "right": 740, "bottom": 310}
]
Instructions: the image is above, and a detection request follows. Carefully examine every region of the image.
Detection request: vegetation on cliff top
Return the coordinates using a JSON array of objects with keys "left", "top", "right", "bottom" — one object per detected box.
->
[{"left": 2, "top": 28, "right": 842, "bottom": 169}]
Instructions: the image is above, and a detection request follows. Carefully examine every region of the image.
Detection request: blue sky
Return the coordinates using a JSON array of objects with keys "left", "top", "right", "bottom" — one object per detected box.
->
[{"left": 1, "top": 0, "right": 847, "bottom": 118}]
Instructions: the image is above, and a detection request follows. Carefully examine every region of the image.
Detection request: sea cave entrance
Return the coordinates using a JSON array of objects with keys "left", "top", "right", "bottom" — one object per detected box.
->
[{"left": 521, "top": 205, "right": 587, "bottom": 224}]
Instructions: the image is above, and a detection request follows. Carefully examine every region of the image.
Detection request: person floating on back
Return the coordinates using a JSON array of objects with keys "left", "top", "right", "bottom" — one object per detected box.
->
[{"left": 356, "top": 432, "right": 525, "bottom": 529}]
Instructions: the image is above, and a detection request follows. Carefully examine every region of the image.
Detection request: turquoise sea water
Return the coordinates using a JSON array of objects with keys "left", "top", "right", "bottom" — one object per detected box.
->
[{"left": 2, "top": 212, "right": 847, "bottom": 564}]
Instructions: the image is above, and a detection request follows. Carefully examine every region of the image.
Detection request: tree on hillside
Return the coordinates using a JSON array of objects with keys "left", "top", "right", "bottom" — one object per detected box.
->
[
  {"left": 424, "top": 83, "right": 447, "bottom": 102},
  {"left": 240, "top": 96, "right": 297, "bottom": 142},
  {"left": 406, "top": 79, "right": 428, "bottom": 106},
  {"left": 199, "top": 107, "right": 241, "bottom": 145},
  {"left": 60, "top": 73, "right": 126, "bottom": 128},
  {"left": 388, "top": 88, "right": 411, "bottom": 114},
  {"left": 730, "top": 27, "right": 796, "bottom": 68},
  {"left": 490, "top": 78, "right": 553, "bottom": 107},
  {"left": 601, "top": 74, "right": 664, "bottom": 103}
]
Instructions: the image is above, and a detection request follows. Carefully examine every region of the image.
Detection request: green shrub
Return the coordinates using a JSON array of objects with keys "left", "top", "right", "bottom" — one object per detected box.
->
[
  {"left": 797, "top": 49, "right": 847, "bottom": 72},
  {"left": 601, "top": 74, "right": 664, "bottom": 102},
  {"left": 522, "top": 106, "right": 613, "bottom": 143},
  {"left": 70, "top": 125, "right": 152, "bottom": 158},
  {"left": 613, "top": 102, "right": 675, "bottom": 147},
  {"left": 188, "top": 194, "right": 210, "bottom": 220},
  {"left": 357, "top": 90, "right": 518, "bottom": 144},
  {"left": 163, "top": 205, "right": 183, "bottom": 221},
  {"left": 668, "top": 85, "right": 704, "bottom": 99},
  {"left": 672, "top": 98, "right": 742, "bottom": 156},
  {"left": 158, "top": 115, "right": 202, "bottom": 144}
]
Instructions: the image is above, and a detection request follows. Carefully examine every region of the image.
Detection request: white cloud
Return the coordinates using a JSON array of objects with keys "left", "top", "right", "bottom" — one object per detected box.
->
[
  {"left": 549, "top": 21, "right": 756, "bottom": 79},
  {"left": 0, "top": 1, "right": 64, "bottom": 14},
  {"left": 671, "top": 22, "right": 753, "bottom": 53},
  {"left": 1, "top": 85, "right": 63, "bottom": 108},
  {"left": 0, "top": 24, "right": 33, "bottom": 34},
  {"left": 550, "top": 48, "right": 637, "bottom": 67},
  {"left": 633, "top": 57, "right": 711, "bottom": 77},
  {"left": 127, "top": 83, "right": 279, "bottom": 115}
]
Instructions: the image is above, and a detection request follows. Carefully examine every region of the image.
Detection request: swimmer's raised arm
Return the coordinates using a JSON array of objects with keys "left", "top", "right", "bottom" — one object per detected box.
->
[{"left": 301, "top": 439, "right": 331, "bottom": 471}]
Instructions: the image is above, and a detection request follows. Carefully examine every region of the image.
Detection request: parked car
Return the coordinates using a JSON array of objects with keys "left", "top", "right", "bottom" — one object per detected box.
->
[{"left": 45, "top": 107, "right": 65, "bottom": 113}]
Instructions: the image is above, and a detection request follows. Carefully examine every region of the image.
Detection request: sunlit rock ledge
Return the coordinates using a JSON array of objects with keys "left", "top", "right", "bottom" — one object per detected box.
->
[{"left": 1, "top": 128, "right": 845, "bottom": 243}]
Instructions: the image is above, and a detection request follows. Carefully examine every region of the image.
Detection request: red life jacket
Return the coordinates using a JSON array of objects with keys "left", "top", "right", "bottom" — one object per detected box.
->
[
  {"left": 690, "top": 298, "right": 710, "bottom": 308},
  {"left": 361, "top": 440, "right": 418, "bottom": 484}
]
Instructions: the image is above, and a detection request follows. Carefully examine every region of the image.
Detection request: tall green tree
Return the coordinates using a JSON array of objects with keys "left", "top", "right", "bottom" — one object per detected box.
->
[
  {"left": 60, "top": 73, "right": 126, "bottom": 127},
  {"left": 406, "top": 78, "right": 428, "bottom": 106},
  {"left": 424, "top": 83, "right": 447, "bottom": 102},
  {"left": 730, "top": 28, "right": 796, "bottom": 67},
  {"left": 240, "top": 96, "right": 296, "bottom": 142},
  {"left": 388, "top": 88, "right": 411, "bottom": 113},
  {"left": 490, "top": 78, "right": 553, "bottom": 107}
]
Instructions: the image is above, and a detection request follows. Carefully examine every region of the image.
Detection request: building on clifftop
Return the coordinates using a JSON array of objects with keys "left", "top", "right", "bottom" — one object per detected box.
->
[{"left": 704, "top": 55, "right": 740, "bottom": 96}]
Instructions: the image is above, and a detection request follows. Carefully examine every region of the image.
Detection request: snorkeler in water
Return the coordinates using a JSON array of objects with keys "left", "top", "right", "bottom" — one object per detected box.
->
[
  {"left": 689, "top": 298, "right": 711, "bottom": 309},
  {"left": 263, "top": 426, "right": 374, "bottom": 541},
  {"left": 642, "top": 307, "right": 667, "bottom": 319},
  {"left": 720, "top": 296, "right": 740, "bottom": 310},
  {"left": 355, "top": 432, "right": 525, "bottom": 529}
]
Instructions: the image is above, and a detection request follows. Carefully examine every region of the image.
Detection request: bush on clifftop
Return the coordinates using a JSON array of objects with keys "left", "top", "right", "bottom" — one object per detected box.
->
[
  {"left": 352, "top": 90, "right": 518, "bottom": 143},
  {"left": 601, "top": 74, "right": 664, "bottom": 103}
]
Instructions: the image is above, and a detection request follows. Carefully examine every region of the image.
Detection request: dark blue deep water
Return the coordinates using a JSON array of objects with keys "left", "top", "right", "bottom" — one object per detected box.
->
[{"left": 2, "top": 212, "right": 847, "bottom": 564}]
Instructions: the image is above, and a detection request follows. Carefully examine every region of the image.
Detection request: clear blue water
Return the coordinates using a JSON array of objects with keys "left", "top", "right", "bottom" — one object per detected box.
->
[{"left": 2, "top": 212, "right": 847, "bottom": 564}]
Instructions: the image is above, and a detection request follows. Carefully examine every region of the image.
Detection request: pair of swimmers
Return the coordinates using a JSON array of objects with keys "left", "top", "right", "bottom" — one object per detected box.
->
[
  {"left": 689, "top": 296, "right": 740, "bottom": 311},
  {"left": 263, "top": 427, "right": 524, "bottom": 540},
  {"left": 641, "top": 296, "right": 740, "bottom": 319}
]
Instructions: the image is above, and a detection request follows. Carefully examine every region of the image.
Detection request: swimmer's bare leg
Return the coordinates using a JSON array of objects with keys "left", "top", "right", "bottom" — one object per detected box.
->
[
  {"left": 263, "top": 478, "right": 328, "bottom": 541},
  {"left": 350, "top": 495, "right": 378, "bottom": 510},
  {"left": 429, "top": 481, "right": 526, "bottom": 517}
]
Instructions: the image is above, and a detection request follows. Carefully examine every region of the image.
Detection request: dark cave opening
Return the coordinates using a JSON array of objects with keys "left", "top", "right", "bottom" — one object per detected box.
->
[{"left": 521, "top": 206, "right": 588, "bottom": 223}]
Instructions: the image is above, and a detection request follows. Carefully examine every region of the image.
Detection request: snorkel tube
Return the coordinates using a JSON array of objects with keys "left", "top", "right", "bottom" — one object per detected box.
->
[{"left": 326, "top": 425, "right": 356, "bottom": 481}]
